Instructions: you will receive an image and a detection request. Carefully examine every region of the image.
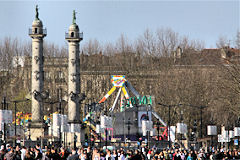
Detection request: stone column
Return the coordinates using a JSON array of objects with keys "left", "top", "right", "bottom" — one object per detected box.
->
[
  {"left": 29, "top": 6, "right": 46, "bottom": 124},
  {"left": 65, "top": 10, "right": 83, "bottom": 148},
  {"left": 28, "top": 5, "right": 47, "bottom": 143},
  {"left": 31, "top": 38, "right": 44, "bottom": 123},
  {"left": 65, "top": 10, "right": 83, "bottom": 124},
  {"left": 68, "top": 42, "right": 80, "bottom": 123}
]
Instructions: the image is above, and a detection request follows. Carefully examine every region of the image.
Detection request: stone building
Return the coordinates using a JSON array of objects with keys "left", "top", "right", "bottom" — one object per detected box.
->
[{"left": 9, "top": 46, "right": 240, "bottom": 115}]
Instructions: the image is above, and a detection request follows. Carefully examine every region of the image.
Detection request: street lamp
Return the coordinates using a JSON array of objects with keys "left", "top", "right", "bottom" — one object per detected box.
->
[
  {"left": 158, "top": 103, "right": 183, "bottom": 148},
  {"left": 27, "top": 122, "right": 31, "bottom": 140},
  {"left": 183, "top": 104, "right": 207, "bottom": 138},
  {"left": 142, "top": 120, "right": 153, "bottom": 149},
  {"left": 1, "top": 97, "right": 8, "bottom": 145},
  {"left": 44, "top": 100, "right": 58, "bottom": 145},
  {"left": 12, "top": 98, "right": 30, "bottom": 147},
  {"left": 33, "top": 89, "right": 49, "bottom": 148},
  {"left": 154, "top": 121, "right": 161, "bottom": 143},
  {"left": 87, "top": 115, "right": 92, "bottom": 148},
  {"left": 58, "top": 88, "right": 63, "bottom": 147},
  {"left": 96, "top": 120, "right": 102, "bottom": 148},
  {"left": 234, "top": 117, "right": 240, "bottom": 148},
  {"left": 125, "top": 118, "right": 132, "bottom": 149},
  {"left": 207, "top": 116, "right": 217, "bottom": 150}
]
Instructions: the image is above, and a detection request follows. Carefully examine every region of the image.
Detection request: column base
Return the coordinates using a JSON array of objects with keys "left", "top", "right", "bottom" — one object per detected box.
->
[
  {"left": 66, "top": 132, "right": 82, "bottom": 149},
  {"left": 29, "top": 122, "right": 45, "bottom": 141},
  {"left": 68, "top": 120, "right": 81, "bottom": 124}
]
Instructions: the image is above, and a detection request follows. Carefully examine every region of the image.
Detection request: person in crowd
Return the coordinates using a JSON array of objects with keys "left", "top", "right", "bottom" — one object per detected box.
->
[
  {"left": 78, "top": 148, "right": 85, "bottom": 160},
  {"left": 118, "top": 150, "right": 125, "bottom": 160},
  {"left": 173, "top": 149, "right": 181, "bottom": 160},
  {"left": 197, "top": 149, "right": 206, "bottom": 160},
  {"left": 233, "top": 149, "right": 240, "bottom": 159},
  {"left": 0, "top": 145, "right": 6, "bottom": 160},
  {"left": 24, "top": 149, "right": 34, "bottom": 160},
  {"left": 86, "top": 147, "right": 92, "bottom": 160},
  {"left": 147, "top": 148, "right": 152, "bottom": 160},
  {"left": 105, "top": 149, "right": 112, "bottom": 160},
  {"left": 187, "top": 153, "right": 193, "bottom": 160},
  {"left": 180, "top": 150, "right": 186, "bottom": 160},
  {"left": 163, "top": 149, "right": 169, "bottom": 160},
  {"left": 35, "top": 148, "right": 42, "bottom": 160},
  {"left": 158, "top": 151, "right": 164, "bottom": 160},
  {"left": 60, "top": 147, "right": 68, "bottom": 160},
  {"left": 29, "top": 147, "right": 35, "bottom": 158},
  {"left": 43, "top": 147, "right": 51, "bottom": 160},
  {"left": 192, "top": 150, "right": 197, "bottom": 160},
  {"left": 35, "top": 144, "right": 42, "bottom": 154},
  {"left": 14, "top": 145, "right": 22, "bottom": 160},
  {"left": 50, "top": 147, "right": 61, "bottom": 160},
  {"left": 4, "top": 146, "right": 15, "bottom": 160},
  {"left": 0, "top": 143, "right": 240, "bottom": 160},
  {"left": 92, "top": 148, "right": 100, "bottom": 160},
  {"left": 67, "top": 148, "right": 79, "bottom": 160},
  {"left": 21, "top": 146, "right": 27, "bottom": 160},
  {"left": 112, "top": 150, "right": 118, "bottom": 160},
  {"left": 99, "top": 149, "right": 105, "bottom": 160}
]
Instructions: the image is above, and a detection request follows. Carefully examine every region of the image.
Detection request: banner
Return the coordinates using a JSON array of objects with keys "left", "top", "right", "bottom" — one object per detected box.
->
[
  {"left": 138, "top": 111, "right": 152, "bottom": 127},
  {"left": 53, "top": 113, "right": 61, "bottom": 126},
  {"left": 229, "top": 130, "right": 234, "bottom": 139},
  {"left": 61, "top": 125, "right": 68, "bottom": 132},
  {"left": 207, "top": 125, "right": 217, "bottom": 135},
  {"left": 142, "top": 120, "right": 147, "bottom": 135},
  {"left": 0, "top": 110, "right": 12, "bottom": 124},
  {"left": 234, "top": 127, "right": 240, "bottom": 137},
  {"left": 218, "top": 134, "right": 230, "bottom": 143},
  {"left": 142, "top": 120, "right": 153, "bottom": 136},
  {"left": 111, "top": 75, "right": 126, "bottom": 87},
  {"left": 0, "top": 110, "right": 3, "bottom": 123},
  {"left": 100, "top": 115, "right": 113, "bottom": 128},
  {"left": 142, "top": 120, "right": 153, "bottom": 132},
  {"left": 96, "top": 124, "right": 104, "bottom": 134},
  {"left": 71, "top": 123, "right": 81, "bottom": 133},
  {"left": 150, "top": 129, "right": 155, "bottom": 136},
  {"left": 0, "top": 123, "right": 4, "bottom": 131},
  {"left": 7, "top": 110, "right": 12, "bottom": 123},
  {"left": 234, "top": 139, "right": 238, "bottom": 146},
  {"left": 176, "top": 123, "right": 187, "bottom": 134},
  {"left": 170, "top": 126, "right": 176, "bottom": 142},
  {"left": 61, "top": 115, "right": 68, "bottom": 126}
]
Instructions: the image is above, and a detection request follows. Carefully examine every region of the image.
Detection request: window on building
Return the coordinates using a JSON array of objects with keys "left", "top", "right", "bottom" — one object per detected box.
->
[
  {"left": 71, "top": 32, "right": 74, "bottom": 38},
  {"left": 34, "top": 28, "right": 38, "bottom": 34},
  {"left": 44, "top": 71, "right": 50, "bottom": 79},
  {"left": 58, "top": 71, "right": 64, "bottom": 79},
  {"left": 86, "top": 80, "right": 92, "bottom": 92}
]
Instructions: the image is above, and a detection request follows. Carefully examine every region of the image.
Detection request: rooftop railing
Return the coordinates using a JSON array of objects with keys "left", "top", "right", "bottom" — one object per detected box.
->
[
  {"left": 28, "top": 28, "right": 47, "bottom": 36},
  {"left": 65, "top": 32, "right": 83, "bottom": 40}
]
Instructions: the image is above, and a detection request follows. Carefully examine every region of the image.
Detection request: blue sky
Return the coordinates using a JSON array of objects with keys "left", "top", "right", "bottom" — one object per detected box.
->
[{"left": 0, "top": 0, "right": 239, "bottom": 48}]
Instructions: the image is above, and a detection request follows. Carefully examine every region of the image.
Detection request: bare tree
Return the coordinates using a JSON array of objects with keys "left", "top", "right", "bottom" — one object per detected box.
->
[
  {"left": 82, "top": 38, "right": 102, "bottom": 55},
  {"left": 156, "top": 27, "right": 179, "bottom": 57},
  {"left": 216, "top": 35, "right": 231, "bottom": 48},
  {"left": 115, "top": 34, "right": 133, "bottom": 54},
  {"left": 103, "top": 42, "right": 115, "bottom": 56},
  {"left": 235, "top": 30, "right": 240, "bottom": 49},
  {"left": 136, "top": 29, "right": 156, "bottom": 56}
]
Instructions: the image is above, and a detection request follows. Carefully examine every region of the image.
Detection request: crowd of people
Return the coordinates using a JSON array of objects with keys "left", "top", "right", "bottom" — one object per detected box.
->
[{"left": 0, "top": 143, "right": 240, "bottom": 160}]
